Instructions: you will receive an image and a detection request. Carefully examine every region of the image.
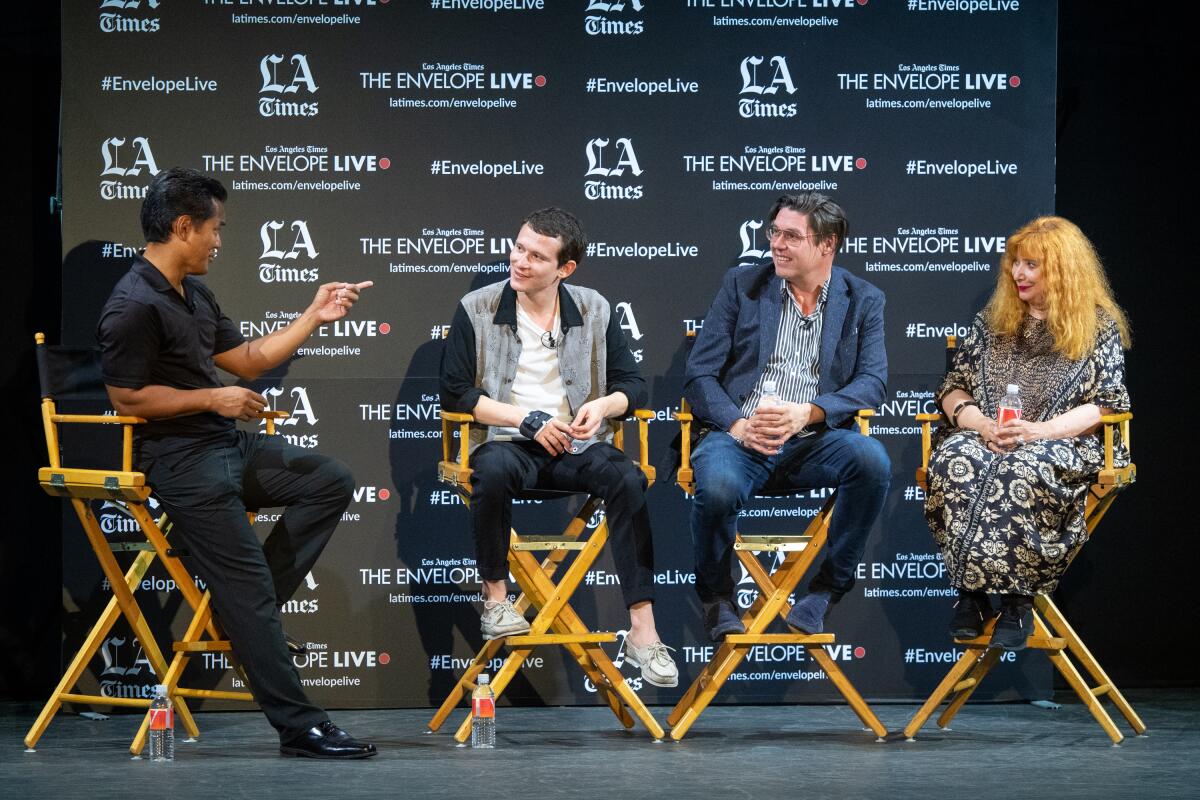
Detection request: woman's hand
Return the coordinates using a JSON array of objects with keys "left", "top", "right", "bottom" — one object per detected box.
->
[{"left": 994, "top": 418, "right": 1053, "bottom": 449}]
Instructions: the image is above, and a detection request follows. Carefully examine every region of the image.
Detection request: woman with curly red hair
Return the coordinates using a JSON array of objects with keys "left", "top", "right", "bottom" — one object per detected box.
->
[{"left": 925, "top": 216, "right": 1131, "bottom": 650}]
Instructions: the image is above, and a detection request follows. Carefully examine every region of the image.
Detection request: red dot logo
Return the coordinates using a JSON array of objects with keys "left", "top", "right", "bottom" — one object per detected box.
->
[
  {"left": 1009, "top": 75, "right": 1021, "bottom": 88},
  {"left": 534, "top": 75, "right": 547, "bottom": 88},
  {"left": 853, "top": 646, "right": 866, "bottom": 659},
  {"left": 857, "top": 0, "right": 868, "bottom": 4},
  {"left": 378, "top": 488, "right": 390, "bottom": 501},
  {"left": 378, "top": 652, "right": 390, "bottom": 665},
  {"left": 379, "top": 157, "right": 391, "bottom": 170},
  {"left": 379, "top": 322, "right": 391, "bottom": 335},
  {"left": 855, "top": 157, "right": 867, "bottom": 170}
]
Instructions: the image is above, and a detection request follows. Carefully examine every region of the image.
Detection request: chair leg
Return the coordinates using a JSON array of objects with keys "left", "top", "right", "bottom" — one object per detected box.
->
[
  {"left": 669, "top": 642, "right": 751, "bottom": 740},
  {"left": 807, "top": 646, "right": 887, "bottom": 737},
  {"left": 453, "top": 646, "right": 534, "bottom": 744},
  {"left": 427, "top": 639, "right": 506, "bottom": 734},
  {"left": 24, "top": 548, "right": 158, "bottom": 750},
  {"left": 902, "top": 646, "right": 988, "bottom": 739},
  {"left": 1046, "top": 647, "right": 1124, "bottom": 745},
  {"left": 584, "top": 643, "right": 665, "bottom": 739},
  {"left": 937, "top": 646, "right": 1001, "bottom": 729},
  {"left": 1037, "top": 597, "right": 1146, "bottom": 735}
]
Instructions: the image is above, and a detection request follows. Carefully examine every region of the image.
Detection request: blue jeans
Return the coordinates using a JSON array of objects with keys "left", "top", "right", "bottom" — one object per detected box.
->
[{"left": 690, "top": 428, "right": 890, "bottom": 603}]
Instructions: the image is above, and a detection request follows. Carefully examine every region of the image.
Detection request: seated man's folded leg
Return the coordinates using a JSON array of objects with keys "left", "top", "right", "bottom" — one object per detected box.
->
[
  {"left": 468, "top": 441, "right": 540, "bottom": 639},
  {"left": 542, "top": 443, "right": 678, "bottom": 686},
  {"left": 777, "top": 428, "right": 890, "bottom": 633},
  {"left": 689, "top": 433, "right": 772, "bottom": 641},
  {"left": 240, "top": 432, "right": 355, "bottom": 604}
]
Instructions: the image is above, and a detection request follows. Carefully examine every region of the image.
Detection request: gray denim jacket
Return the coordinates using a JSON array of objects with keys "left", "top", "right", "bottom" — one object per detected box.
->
[{"left": 440, "top": 280, "right": 646, "bottom": 455}]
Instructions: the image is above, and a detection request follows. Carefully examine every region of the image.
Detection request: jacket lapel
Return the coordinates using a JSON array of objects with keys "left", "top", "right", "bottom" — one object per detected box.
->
[
  {"left": 819, "top": 268, "right": 849, "bottom": 392},
  {"left": 758, "top": 272, "right": 783, "bottom": 372}
]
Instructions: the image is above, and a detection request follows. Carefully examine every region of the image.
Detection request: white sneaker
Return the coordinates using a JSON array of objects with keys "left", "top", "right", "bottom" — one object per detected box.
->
[
  {"left": 480, "top": 600, "right": 531, "bottom": 640},
  {"left": 624, "top": 639, "right": 679, "bottom": 688}
]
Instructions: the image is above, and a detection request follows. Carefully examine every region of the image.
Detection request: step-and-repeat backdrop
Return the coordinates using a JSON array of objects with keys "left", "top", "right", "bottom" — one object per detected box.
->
[{"left": 59, "top": 1, "right": 1056, "bottom": 709}]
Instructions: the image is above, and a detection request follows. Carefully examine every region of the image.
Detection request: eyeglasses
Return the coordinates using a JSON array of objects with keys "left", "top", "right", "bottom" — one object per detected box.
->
[{"left": 766, "top": 224, "right": 818, "bottom": 246}]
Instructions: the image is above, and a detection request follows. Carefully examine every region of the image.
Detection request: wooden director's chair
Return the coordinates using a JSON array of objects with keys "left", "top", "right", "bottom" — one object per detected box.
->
[
  {"left": 26, "top": 333, "right": 281, "bottom": 755},
  {"left": 427, "top": 409, "right": 666, "bottom": 742},
  {"left": 902, "top": 337, "right": 1145, "bottom": 745},
  {"left": 666, "top": 397, "right": 888, "bottom": 741}
]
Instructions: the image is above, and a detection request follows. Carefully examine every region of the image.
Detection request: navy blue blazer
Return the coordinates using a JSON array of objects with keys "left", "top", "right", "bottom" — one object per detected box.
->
[{"left": 684, "top": 261, "right": 887, "bottom": 432}]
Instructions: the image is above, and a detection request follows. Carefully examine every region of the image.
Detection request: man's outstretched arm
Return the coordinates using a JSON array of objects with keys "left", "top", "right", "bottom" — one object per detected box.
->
[{"left": 214, "top": 280, "right": 373, "bottom": 380}]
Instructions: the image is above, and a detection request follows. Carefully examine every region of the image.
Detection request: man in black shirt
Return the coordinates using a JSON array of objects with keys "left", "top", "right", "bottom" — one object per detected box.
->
[{"left": 97, "top": 168, "right": 376, "bottom": 759}]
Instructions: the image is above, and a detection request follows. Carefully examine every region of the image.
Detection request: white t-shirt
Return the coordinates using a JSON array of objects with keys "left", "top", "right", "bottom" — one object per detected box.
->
[{"left": 493, "top": 304, "right": 572, "bottom": 440}]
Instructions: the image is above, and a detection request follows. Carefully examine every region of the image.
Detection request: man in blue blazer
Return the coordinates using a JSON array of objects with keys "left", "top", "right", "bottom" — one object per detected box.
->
[{"left": 685, "top": 193, "right": 890, "bottom": 641}]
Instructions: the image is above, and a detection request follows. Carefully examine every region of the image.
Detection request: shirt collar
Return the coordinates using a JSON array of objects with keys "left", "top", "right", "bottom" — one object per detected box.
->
[
  {"left": 132, "top": 253, "right": 180, "bottom": 294},
  {"left": 495, "top": 280, "right": 583, "bottom": 330},
  {"left": 781, "top": 278, "right": 829, "bottom": 314}
]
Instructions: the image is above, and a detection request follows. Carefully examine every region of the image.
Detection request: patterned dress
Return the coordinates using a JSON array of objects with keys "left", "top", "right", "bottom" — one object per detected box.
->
[{"left": 924, "top": 312, "right": 1130, "bottom": 595}]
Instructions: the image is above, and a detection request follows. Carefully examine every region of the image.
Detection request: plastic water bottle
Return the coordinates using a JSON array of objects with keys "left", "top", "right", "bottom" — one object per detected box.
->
[
  {"left": 758, "top": 379, "right": 785, "bottom": 453},
  {"left": 148, "top": 684, "right": 174, "bottom": 762},
  {"left": 998, "top": 383, "right": 1023, "bottom": 426},
  {"left": 471, "top": 674, "right": 496, "bottom": 749},
  {"left": 759, "top": 379, "right": 782, "bottom": 411}
]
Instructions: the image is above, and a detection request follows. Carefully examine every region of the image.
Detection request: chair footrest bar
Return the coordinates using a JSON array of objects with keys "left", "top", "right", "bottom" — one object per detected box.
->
[
  {"left": 734, "top": 535, "right": 813, "bottom": 552},
  {"left": 59, "top": 693, "right": 151, "bottom": 709},
  {"left": 173, "top": 688, "right": 255, "bottom": 702},
  {"left": 504, "top": 633, "right": 616, "bottom": 646},
  {"left": 173, "top": 641, "right": 233, "bottom": 652},
  {"left": 511, "top": 536, "right": 587, "bottom": 551},
  {"left": 724, "top": 633, "right": 835, "bottom": 645},
  {"left": 951, "top": 677, "right": 979, "bottom": 693},
  {"left": 1091, "top": 684, "right": 1113, "bottom": 697}
]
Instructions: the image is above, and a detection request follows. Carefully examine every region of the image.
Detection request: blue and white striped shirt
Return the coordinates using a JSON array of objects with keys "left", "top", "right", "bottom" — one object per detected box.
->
[{"left": 740, "top": 279, "right": 828, "bottom": 429}]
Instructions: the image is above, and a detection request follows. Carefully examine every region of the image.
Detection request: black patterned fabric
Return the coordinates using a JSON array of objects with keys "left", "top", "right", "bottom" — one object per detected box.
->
[{"left": 924, "top": 312, "right": 1130, "bottom": 595}]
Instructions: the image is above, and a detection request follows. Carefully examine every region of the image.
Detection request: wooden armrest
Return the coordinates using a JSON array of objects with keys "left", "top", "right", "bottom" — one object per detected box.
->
[
  {"left": 50, "top": 413, "right": 146, "bottom": 424},
  {"left": 854, "top": 408, "right": 874, "bottom": 436},
  {"left": 623, "top": 410, "right": 657, "bottom": 487},
  {"left": 256, "top": 411, "right": 289, "bottom": 420},
  {"left": 1100, "top": 412, "right": 1132, "bottom": 470},
  {"left": 439, "top": 410, "right": 475, "bottom": 474},
  {"left": 915, "top": 413, "right": 943, "bottom": 422}
]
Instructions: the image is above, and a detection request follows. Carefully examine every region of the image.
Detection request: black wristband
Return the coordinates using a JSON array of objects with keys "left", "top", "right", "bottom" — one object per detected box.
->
[
  {"left": 519, "top": 410, "right": 552, "bottom": 440},
  {"left": 950, "top": 399, "right": 979, "bottom": 427}
]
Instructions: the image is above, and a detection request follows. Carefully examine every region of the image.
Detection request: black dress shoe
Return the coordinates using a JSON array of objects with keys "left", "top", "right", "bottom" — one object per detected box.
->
[
  {"left": 948, "top": 591, "right": 993, "bottom": 639},
  {"left": 704, "top": 599, "right": 745, "bottom": 642},
  {"left": 284, "top": 632, "right": 309, "bottom": 656},
  {"left": 280, "top": 721, "right": 377, "bottom": 759},
  {"left": 990, "top": 596, "right": 1034, "bottom": 651}
]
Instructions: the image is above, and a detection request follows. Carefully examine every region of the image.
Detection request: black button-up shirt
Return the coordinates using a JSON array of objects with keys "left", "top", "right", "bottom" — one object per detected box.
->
[{"left": 97, "top": 254, "right": 246, "bottom": 441}]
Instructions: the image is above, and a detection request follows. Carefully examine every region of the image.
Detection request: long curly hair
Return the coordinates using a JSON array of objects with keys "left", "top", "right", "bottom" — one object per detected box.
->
[{"left": 984, "top": 216, "right": 1130, "bottom": 360}]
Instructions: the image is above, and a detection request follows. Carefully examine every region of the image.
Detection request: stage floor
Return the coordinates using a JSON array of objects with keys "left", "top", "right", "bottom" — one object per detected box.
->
[{"left": 5, "top": 689, "right": 1197, "bottom": 799}]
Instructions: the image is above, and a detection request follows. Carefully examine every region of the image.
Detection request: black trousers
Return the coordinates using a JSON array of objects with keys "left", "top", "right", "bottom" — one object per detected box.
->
[
  {"left": 468, "top": 440, "right": 656, "bottom": 608},
  {"left": 139, "top": 430, "right": 354, "bottom": 741}
]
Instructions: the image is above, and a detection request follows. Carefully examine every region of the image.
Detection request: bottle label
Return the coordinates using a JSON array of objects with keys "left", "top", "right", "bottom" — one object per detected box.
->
[
  {"left": 998, "top": 406, "right": 1022, "bottom": 425},
  {"left": 150, "top": 707, "right": 173, "bottom": 731},
  {"left": 472, "top": 697, "right": 495, "bottom": 719}
]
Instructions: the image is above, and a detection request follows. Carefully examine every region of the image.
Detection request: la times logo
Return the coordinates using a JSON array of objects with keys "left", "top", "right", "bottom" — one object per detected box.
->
[
  {"left": 100, "top": 136, "right": 159, "bottom": 200},
  {"left": 260, "top": 220, "right": 319, "bottom": 283},
  {"left": 738, "top": 220, "right": 767, "bottom": 259},
  {"left": 584, "top": 137, "right": 643, "bottom": 200},
  {"left": 100, "top": 0, "right": 161, "bottom": 34},
  {"left": 739, "top": 56, "right": 797, "bottom": 119},
  {"left": 585, "top": 0, "right": 644, "bottom": 36},
  {"left": 614, "top": 301, "right": 643, "bottom": 363},
  {"left": 263, "top": 386, "right": 320, "bottom": 448},
  {"left": 260, "top": 54, "right": 319, "bottom": 118}
]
